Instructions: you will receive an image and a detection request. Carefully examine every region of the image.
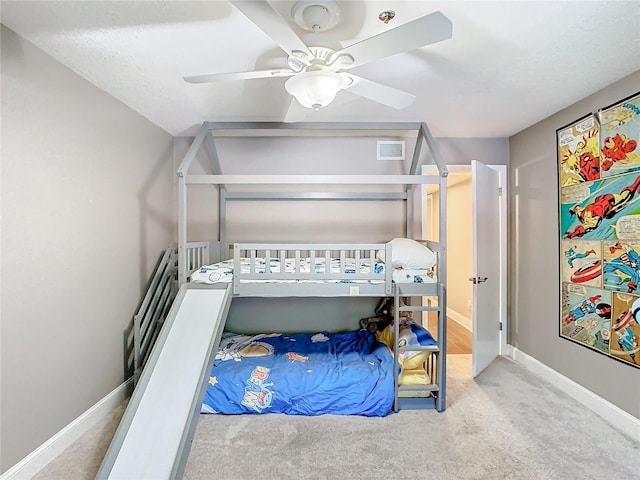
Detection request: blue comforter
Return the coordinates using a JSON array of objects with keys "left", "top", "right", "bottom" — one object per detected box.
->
[{"left": 202, "top": 330, "right": 394, "bottom": 417}]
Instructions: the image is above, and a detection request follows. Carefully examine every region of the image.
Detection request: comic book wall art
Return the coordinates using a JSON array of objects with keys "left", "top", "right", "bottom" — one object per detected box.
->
[
  {"left": 602, "top": 240, "right": 640, "bottom": 295},
  {"left": 557, "top": 92, "right": 640, "bottom": 369},
  {"left": 558, "top": 114, "right": 601, "bottom": 187},
  {"left": 561, "top": 172, "right": 640, "bottom": 241},
  {"left": 598, "top": 93, "right": 640, "bottom": 178},
  {"left": 561, "top": 240, "right": 601, "bottom": 288},
  {"left": 609, "top": 292, "right": 640, "bottom": 366},
  {"left": 561, "top": 283, "right": 611, "bottom": 354}
]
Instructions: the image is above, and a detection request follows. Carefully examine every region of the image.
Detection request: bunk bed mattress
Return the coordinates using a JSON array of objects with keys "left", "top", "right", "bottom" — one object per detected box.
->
[
  {"left": 201, "top": 330, "right": 394, "bottom": 416},
  {"left": 190, "top": 258, "right": 436, "bottom": 284}
]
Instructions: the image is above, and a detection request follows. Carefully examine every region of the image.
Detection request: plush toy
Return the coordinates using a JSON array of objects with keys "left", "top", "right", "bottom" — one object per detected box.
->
[{"left": 359, "top": 315, "right": 392, "bottom": 334}]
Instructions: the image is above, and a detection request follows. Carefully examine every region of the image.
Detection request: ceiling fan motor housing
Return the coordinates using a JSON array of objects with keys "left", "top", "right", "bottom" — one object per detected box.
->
[{"left": 287, "top": 46, "right": 353, "bottom": 72}]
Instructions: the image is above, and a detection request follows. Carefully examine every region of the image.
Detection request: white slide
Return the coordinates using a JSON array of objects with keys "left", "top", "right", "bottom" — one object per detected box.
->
[{"left": 96, "top": 283, "right": 231, "bottom": 480}]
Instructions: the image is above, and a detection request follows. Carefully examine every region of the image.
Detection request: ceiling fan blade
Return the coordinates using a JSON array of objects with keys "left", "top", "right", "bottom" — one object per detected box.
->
[
  {"left": 342, "top": 74, "right": 415, "bottom": 110},
  {"left": 184, "top": 69, "right": 294, "bottom": 84},
  {"left": 230, "top": 0, "right": 311, "bottom": 56},
  {"left": 336, "top": 11, "right": 452, "bottom": 69}
]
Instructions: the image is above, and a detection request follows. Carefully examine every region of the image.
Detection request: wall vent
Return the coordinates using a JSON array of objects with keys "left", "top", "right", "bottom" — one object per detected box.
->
[{"left": 377, "top": 141, "right": 405, "bottom": 160}]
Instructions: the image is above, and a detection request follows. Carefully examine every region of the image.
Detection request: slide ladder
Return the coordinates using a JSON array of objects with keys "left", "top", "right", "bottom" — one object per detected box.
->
[{"left": 97, "top": 283, "right": 232, "bottom": 480}]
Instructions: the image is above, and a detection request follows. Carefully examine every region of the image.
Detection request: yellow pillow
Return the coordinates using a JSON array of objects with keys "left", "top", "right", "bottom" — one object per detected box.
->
[
  {"left": 376, "top": 325, "right": 431, "bottom": 370},
  {"left": 375, "top": 325, "right": 394, "bottom": 350},
  {"left": 399, "top": 350, "right": 430, "bottom": 370},
  {"left": 398, "top": 368, "right": 429, "bottom": 385}
]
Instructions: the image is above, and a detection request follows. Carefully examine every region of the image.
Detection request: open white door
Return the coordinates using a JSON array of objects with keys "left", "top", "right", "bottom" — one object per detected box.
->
[{"left": 471, "top": 161, "right": 501, "bottom": 377}]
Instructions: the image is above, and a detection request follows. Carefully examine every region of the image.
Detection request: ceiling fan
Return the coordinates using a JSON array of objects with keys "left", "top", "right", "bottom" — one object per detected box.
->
[{"left": 184, "top": 0, "right": 453, "bottom": 114}]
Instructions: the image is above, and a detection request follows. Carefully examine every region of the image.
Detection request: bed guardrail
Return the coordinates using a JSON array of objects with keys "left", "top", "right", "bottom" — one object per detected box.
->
[
  {"left": 134, "top": 241, "right": 215, "bottom": 378},
  {"left": 133, "top": 244, "right": 177, "bottom": 379},
  {"left": 185, "top": 241, "right": 210, "bottom": 275},
  {"left": 232, "top": 242, "right": 392, "bottom": 296}
]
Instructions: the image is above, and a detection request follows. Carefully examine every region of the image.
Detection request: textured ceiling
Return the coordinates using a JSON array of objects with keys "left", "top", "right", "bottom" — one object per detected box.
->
[{"left": 2, "top": 0, "right": 639, "bottom": 137}]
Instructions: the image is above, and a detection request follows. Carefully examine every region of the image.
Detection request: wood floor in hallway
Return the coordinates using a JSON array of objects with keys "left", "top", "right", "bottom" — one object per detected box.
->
[{"left": 428, "top": 316, "right": 472, "bottom": 354}]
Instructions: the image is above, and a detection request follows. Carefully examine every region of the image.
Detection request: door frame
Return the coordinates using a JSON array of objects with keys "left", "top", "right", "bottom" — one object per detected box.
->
[{"left": 421, "top": 164, "right": 508, "bottom": 356}]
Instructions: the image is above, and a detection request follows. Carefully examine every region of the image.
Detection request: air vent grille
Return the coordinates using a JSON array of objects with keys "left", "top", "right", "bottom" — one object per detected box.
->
[{"left": 377, "top": 141, "right": 405, "bottom": 160}]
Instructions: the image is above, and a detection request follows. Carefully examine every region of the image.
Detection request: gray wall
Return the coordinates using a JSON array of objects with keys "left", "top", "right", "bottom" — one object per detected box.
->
[
  {"left": 430, "top": 138, "right": 509, "bottom": 167},
  {"left": 0, "top": 25, "right": 174, "bottom": 472},
  {"left": 509, "top": 71, "right": 640, "bottom": 419}
]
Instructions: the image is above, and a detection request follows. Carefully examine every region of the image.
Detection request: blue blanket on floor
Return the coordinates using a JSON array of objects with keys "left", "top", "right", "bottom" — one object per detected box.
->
[{"left": 201, "top": 330, "right": 394, "bottom": 417}]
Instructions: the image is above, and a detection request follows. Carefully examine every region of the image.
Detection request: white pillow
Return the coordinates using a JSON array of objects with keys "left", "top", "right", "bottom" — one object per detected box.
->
[{"left": 377, "top": 238, "right": 437, "bottom": 269}]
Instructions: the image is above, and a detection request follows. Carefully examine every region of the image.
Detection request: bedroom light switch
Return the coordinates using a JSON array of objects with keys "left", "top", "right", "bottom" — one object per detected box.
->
[{"left": 350, "top": 286, "right": 360, "bottom": 296}]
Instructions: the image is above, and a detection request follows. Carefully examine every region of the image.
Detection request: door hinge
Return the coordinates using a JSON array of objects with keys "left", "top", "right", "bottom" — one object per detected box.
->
[
  {"left": 499, "top": 321, "right": 503, "bottom": 331},
  {"left": 498, "top": 187, "right": 502, "bottom": 196}
]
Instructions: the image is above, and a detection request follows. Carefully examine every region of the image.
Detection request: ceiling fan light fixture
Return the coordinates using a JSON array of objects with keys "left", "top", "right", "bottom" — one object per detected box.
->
[{"left": 285, "top": 70, "right": 344, "bottom": 110}]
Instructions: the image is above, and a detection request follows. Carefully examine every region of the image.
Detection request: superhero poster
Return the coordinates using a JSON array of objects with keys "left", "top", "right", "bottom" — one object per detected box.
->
[
  {"left": 602, "top": 240, "right": 640, "bottom": 295},
  {"left": 558, "top": 96, "right": 640, "bottom": 369},
  {"left": 597, "top": 93, "right": 640, "bottom": 179},
  {"left": 608, "top": 292, "right": 640, "bottom": 367},
  {"left": 560, "top": 171, "right": 640, "bottom": 241},
  {"left": 561, "top": 283, "right": 611, "bottom": 354},
  {"left": 558, "top": 114, "right": 601, "bottom": 187},
  {"left": 561, "top": 240, "right": 601, "bottom": 288}
]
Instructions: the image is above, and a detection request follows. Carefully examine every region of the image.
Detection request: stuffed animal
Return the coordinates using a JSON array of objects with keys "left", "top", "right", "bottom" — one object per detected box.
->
[{"left": 359, "top": 315, "right": 392, "bottom": 333}]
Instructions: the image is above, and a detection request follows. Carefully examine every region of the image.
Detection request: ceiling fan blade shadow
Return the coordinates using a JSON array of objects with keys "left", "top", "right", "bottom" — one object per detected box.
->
[
  {"left": 184, "top": 69, "right": 294, "bottom": 84},
  {"left": 343, "top": 75, "right": 415, "bottom": 109},
  {"left": 283, "top": 97, "right": 309, "bottom": 123},
  {"left": 337, "top": 11, "right": 452, "bottom": 69},
  {"left": 230, "top": 0, "right": 311, "bottom": 56}
]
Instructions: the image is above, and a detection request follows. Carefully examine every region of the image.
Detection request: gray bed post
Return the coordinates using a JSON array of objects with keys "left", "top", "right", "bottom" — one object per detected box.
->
[
  {"left": 420, "top": 121, "right": 448, "bottom": 412},
  {"left": 177, "top": 175, "right": 187, "bottom": 285},
  {"left": 406, "top": 187, "right": 413, "bottom": 238},
  {"left": 205, "top": 131, "right": 227, "bottom": 261},
  {"left": 220, "top": 189, "right": 227, "bottom": 261},
  {"left": 406, "top": 125, "right": 425, "bottom": 238},
  {"left": 437, "top": 173, "right": 447, "bottom": 411},
  {"left": 177, "top": 124, "right": 209, "bottom": 285}
]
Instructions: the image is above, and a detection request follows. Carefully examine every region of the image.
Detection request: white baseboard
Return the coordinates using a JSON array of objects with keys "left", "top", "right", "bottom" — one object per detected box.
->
[
  {"left": 508, "top": 346, "right": 640, "bottom": 442},
  {"left": 447, "top": 307, "right": 472, "bottom": 331},
  {"left": 1, "top": 378, "right": 133, "bottom": 480}
]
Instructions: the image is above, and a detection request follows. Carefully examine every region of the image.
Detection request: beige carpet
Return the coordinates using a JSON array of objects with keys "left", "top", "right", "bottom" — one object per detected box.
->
[{"left": 34, "top": 355, "right": 640, "bottom": 480}]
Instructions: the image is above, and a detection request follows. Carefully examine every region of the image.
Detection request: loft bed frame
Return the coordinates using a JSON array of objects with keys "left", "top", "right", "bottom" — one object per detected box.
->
[
  {"left": 176, "top": 122, "right": 447, "bottom": 288},
  {"left": 100, "top": 122, "right": 448, "bottom": 480},
  {"left": 177, "top": 120, "right": 449, "bottom": 409}
]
